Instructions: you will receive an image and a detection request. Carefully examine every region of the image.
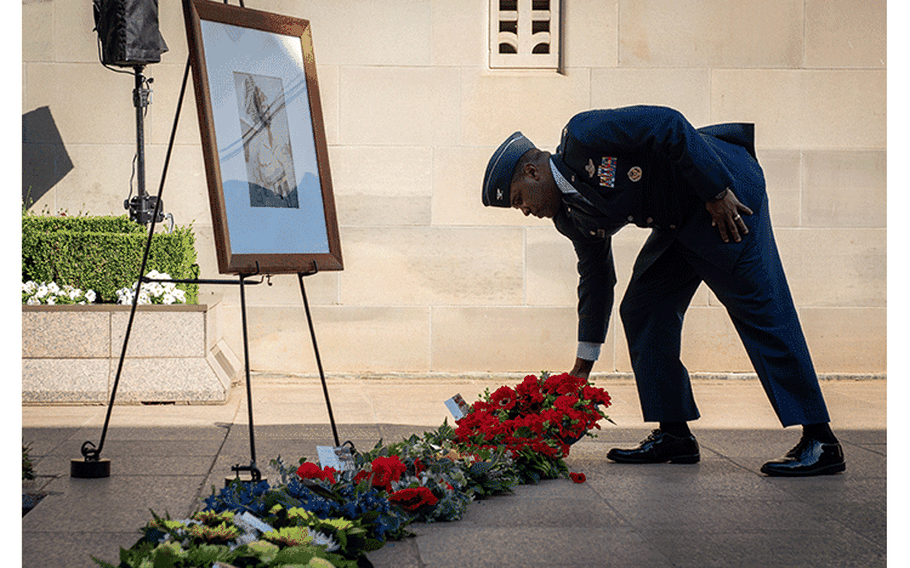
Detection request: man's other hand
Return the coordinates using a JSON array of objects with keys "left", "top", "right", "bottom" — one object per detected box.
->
[{"left": 706, "top": 189, "right": 753, "bottom": 243}]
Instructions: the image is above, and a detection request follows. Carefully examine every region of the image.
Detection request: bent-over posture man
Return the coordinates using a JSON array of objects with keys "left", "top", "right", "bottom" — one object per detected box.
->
[{"left": 481, "top": 105, "right": 845, "bottom": 476}]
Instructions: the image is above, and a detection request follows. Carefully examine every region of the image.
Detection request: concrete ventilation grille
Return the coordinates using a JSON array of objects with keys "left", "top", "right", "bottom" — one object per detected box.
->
[{"left": 490, "top": 0, "right": 559, "bottom": 69}]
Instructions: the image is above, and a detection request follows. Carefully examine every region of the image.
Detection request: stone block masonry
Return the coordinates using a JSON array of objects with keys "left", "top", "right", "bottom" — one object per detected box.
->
[{"left": 22, "top": 299, "right": 241, "bottom": 405}]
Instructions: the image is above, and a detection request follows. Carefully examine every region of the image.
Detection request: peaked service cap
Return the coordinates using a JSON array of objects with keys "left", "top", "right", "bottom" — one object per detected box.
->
[{"left": 482, "top": 131, "right": 536, "bottom": 207}]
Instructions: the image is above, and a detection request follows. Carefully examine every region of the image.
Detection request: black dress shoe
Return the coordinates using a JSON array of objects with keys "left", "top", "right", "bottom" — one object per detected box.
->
[
  {"left": 760, "top": 437, "right": 846, "bottom": 477},
  {"left": 607, "top": 429, "right": 700, "bottom": 464}
]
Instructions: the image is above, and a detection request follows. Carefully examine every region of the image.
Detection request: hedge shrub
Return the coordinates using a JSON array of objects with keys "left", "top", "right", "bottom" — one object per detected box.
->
[{"left": 22, "top": 213, "right": 199, "bottom": 304}]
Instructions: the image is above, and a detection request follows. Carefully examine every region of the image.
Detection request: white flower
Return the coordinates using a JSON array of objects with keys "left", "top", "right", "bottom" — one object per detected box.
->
[
  {"left": 23, "top": 280, "right": 96, "bottom": 305},
  {"left": 115, "top": 271, "right": 185, "bottom": 305}
]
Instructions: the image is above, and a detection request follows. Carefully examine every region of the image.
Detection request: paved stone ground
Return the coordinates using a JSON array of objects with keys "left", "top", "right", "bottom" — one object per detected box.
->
[{"left": 21, "top": 376, "right": 887, "bottom": 567}]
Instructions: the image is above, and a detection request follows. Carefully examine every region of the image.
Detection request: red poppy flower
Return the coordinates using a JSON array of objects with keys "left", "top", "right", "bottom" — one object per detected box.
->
[
  {"left": 542, "top": 372, "right": 585, "bottom": 395},
  {"left": 388, "top": 487, "right": 439, "bottom": 512},
  {"left": 515, "top": 375, "right": 545, "bottom": 407},
  {"left": 453, "top": 373, "right": 611, "bottom": 462},
  {"left": 553, "top": 394, "right": 579, "bottom": 412},
  {"left": 296, "top": 462, "right": 321, "bottom": 479},
  {"left": 471, "top": 400, "right": 495, "bottom": 413},
  {"left": 570, "top": 472, "right": 586, "bottom": 483},
  {"left": 296, "top": 462, "right": 337, "bottom": 483},
  {"left": 490, "top": 386, "right": 517, "bottom": 410},
  {"left": 582, "top": 385, "right": 611, "bottom": 407},
  {"left": 371, "top": 455, "right": 408, "bottom": 491}
]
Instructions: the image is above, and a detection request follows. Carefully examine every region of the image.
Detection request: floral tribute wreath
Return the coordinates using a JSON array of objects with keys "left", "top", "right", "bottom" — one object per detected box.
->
[
  {"left": 93, "top": 373, "right": 611, "bottom": 568},
  {"left": 454, "top": 372, "right": 612, "bottom": 483}
]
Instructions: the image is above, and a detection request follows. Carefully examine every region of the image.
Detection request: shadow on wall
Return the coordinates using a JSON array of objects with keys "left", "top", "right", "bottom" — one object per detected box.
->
[{"left": 22, "top": 106, "right": 74, "bottom": 208}]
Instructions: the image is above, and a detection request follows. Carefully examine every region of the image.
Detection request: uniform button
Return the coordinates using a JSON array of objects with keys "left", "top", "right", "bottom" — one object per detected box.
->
[
  {"left": 566, "top": 207, "right": 572, "bottom": 213},
  {"left": 627, "top": 215, "right": 634, "bottom": 222},
  {"left": 646, "top": 217, "right": 653, "bottom": 224},
  {"left": 589, "top": 230, "right": 596, "bottom": 236}
]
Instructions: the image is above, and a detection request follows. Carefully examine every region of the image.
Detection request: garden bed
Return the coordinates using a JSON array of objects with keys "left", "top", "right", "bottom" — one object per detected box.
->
[{"left": 22, "top": 299, "right": 240, "bottom": 405}]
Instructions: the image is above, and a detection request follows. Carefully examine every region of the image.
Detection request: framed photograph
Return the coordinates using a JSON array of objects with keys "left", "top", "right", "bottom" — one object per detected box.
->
[{"left": 182, "top": 0, "right": 342, "bottom": 274}]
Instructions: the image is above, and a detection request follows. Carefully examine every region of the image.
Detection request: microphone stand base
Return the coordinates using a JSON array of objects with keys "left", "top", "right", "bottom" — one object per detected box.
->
[{"left": 71, "top": 458, "right": 111, "bottom": 479}]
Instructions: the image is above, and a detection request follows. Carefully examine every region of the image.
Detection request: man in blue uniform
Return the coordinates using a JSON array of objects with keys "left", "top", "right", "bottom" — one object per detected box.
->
[{"left": 481, "top": 106, "right": 845, "bottom": 476}]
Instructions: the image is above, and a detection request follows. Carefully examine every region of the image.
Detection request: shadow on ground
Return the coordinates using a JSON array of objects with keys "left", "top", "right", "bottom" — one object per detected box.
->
[{"left": 22, "top": 424, "right": 885, "bottom": 568}]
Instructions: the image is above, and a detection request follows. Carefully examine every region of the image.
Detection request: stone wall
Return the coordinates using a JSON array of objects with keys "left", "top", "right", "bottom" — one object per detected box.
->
[{"left": 22, "top": 0, "right": 886, "bottom": 376}]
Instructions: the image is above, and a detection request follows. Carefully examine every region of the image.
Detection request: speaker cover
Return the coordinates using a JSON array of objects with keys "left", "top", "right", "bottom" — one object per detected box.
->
[{"left": 93, "top": 0, "right": 169, "bottom": 67}]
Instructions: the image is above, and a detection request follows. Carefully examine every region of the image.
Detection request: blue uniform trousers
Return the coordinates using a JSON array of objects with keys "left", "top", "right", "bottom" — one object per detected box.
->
[{"left": 618, "top": 191, "right": 831, "bottom": 428}]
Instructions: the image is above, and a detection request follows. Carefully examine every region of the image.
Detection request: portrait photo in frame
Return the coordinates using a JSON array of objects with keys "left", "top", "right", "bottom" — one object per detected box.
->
[{"left": 182, "top": 0, "right": 342, "bottom": 275}]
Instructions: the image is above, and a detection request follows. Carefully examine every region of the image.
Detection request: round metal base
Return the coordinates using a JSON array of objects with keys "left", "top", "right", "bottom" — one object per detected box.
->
[{"left": 71, "top": 458, "right": 111, "bottom": 478}]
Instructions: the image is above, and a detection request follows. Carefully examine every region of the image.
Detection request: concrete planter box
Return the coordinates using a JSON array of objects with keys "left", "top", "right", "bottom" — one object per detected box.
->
[{"left": 22, "top": 298, "right": 241, "bottom": 405}]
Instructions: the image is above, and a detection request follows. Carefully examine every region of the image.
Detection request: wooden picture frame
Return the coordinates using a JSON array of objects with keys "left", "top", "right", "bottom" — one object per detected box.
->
[{"left": 182, "top": 0, "right": 342, "bottom": 275}]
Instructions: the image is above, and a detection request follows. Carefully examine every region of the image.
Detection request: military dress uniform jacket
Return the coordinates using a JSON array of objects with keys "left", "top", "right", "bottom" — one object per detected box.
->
[
  {"left": 547, "top": 106, "right": 830, "bottom": 426},
  {"left": 550, "top": 105, "right": 761, "bottom": 346}
]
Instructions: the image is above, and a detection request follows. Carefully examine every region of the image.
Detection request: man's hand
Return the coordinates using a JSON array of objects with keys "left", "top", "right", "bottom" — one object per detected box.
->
[
  {"left": 706, "top": 189, "right": 753, "bottom": 243},
  {"left": 569, "top": 358, "right": 594, "bottom": 380}
]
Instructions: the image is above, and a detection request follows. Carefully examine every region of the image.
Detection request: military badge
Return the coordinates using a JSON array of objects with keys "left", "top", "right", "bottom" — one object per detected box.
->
[
  {"left": 585, "top": 158, "right": 596, "bottom": 178},
  {"left": 627, "top": 166, "right": 642, "bottom": 182},
  {"left": 598, "top": 157, "right": 617, "bottom": 188}
]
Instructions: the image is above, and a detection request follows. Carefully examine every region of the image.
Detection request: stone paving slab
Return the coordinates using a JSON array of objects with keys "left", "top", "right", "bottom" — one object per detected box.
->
[
  {"left": 22, "top": 531, "right": 142, "bottom": 568},
  {"left": 20, "top": 378, "right": 887, "bottom": 568},
  {"left": 632, "top": 525, "right": 885, "bottom": 568},
  {"left": 21, "top": 425, "right": 886, "bottom": 568}
]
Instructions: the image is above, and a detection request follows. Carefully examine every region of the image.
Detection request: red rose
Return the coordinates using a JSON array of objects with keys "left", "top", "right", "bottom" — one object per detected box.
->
[{"left": 570, "top": 472, "right": 586, "bottom": 483}]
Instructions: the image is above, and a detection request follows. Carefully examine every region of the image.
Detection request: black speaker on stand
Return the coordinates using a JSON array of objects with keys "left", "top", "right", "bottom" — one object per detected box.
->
[
  {"left": 73, "top": 1, "right": 171, "bottom": 480},
  {"left": 92, "top": 0, "right": 170, "bottom": 227}
]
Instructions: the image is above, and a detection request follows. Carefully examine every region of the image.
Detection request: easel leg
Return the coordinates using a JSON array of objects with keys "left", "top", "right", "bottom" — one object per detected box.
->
[
  {"left": 238, "top": 274, "right": 260, "bottom": 471},
  {"left": 298, "top": 272, "right": 341, "bottom": 447}
]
